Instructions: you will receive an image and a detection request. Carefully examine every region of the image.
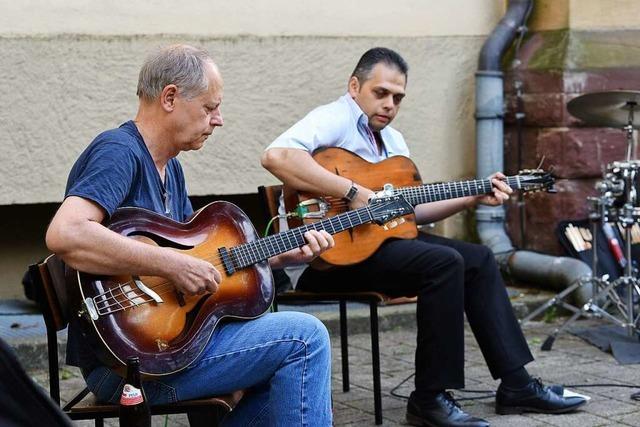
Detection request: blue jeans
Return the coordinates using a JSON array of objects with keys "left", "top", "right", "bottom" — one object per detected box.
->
[{"left": 84, "top": 312, "right": 332, "bottom": 426}]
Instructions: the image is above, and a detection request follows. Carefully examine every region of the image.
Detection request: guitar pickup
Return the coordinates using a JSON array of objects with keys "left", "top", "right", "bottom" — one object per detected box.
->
[{"left": 296, "top": 198, "right": 330, "bottom": 219}]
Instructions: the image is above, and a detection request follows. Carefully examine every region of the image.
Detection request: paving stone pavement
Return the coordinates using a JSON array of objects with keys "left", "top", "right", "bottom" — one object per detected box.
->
[{"left": 23, "top": 316, "right": 640, "bottom": 426}]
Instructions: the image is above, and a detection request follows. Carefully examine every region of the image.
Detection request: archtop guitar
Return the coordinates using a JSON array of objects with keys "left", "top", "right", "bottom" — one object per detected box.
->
[{"left": 69, "top": 193, "right": 412, "bottom": 375}]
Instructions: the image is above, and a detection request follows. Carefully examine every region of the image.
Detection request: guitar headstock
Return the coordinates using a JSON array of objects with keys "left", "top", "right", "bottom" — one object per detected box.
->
[
  {"left": 368, "top": 184, "right": 414, "bottom": 226},
  {"left": 516, "top": 169, "right": 556, "bottom": 194}
]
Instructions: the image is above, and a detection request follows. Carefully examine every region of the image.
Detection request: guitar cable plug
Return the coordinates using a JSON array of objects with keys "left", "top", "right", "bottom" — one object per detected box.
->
[{"left": 263, "top": 208, "right": 307, "bottom": 237}]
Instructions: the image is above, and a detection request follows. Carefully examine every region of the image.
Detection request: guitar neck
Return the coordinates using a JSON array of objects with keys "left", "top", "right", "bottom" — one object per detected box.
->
[
  {"left": 400, "top": 176, "right": 522, "bottom": 206},
  {"left": 221, "top": 205, "right": 376, "bottom": 272}
]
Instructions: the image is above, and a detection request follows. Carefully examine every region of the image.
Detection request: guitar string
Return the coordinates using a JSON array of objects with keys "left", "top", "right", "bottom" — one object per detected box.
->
[
  {"left": 305, "top": 178, "right": 515, "bottom": 211},
  {"left": 89, "top": 179, "right": 528, "bottom": 314},
  {"left": 87, "top": 179, "right": 536, "bottom": 316},
  {"left": 90, "top": 201, "right": 392, "bottom": 313}
]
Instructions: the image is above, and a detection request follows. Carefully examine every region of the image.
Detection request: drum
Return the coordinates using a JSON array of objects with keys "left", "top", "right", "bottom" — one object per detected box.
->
[{"left": 597, "top": 161, "right": 640, "bottom": 209}]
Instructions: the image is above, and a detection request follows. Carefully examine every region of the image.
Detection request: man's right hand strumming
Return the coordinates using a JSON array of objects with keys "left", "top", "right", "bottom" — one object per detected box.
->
[{"left": 168, "top": 254, "right": 222, "bottom": 296}]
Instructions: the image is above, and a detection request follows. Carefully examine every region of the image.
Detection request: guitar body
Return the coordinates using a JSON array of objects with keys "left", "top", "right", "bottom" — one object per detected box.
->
[
  {"left": 70, "top": 201, "right": 273, "bottom": 376},
  {"left": 284, "top": 147, "right": 420, "bottom": 267}
]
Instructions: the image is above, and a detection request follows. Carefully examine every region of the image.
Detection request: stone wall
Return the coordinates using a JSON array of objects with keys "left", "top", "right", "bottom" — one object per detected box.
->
[{"left": 504, "top": 30, "right": 640, "bottom": 254}]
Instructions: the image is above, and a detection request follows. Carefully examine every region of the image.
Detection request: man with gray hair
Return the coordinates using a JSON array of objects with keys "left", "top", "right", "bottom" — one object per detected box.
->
[{"left": 46, "top": 44, "right": 334, "bottom": 426}]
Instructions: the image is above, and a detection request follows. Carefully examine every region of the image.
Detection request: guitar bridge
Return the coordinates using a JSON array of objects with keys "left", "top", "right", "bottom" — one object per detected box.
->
[{"left": 296, "top": 198, "right": 330, "bottom": 219}]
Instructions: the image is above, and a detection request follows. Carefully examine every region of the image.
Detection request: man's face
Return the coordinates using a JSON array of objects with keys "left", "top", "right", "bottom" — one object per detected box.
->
[
  {"left": 348, "top": 63, "right": 406, "bottom": 131},
  {"left": 172, "top": 62, "right": 224, "bottom": 152}
]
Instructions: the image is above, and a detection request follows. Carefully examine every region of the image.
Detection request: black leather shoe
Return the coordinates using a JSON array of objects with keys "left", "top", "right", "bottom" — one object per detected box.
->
[
  {"left": 496, "top": 378, "right": 587, "bottom": 415},
  {"left": 406, "top": 391, "right": 490, "bottom": 427}
]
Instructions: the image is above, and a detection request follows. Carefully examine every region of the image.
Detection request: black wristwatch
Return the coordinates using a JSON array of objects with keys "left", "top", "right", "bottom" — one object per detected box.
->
[{"left": 343, "top": 182, "right": 359, "bottom": 202}]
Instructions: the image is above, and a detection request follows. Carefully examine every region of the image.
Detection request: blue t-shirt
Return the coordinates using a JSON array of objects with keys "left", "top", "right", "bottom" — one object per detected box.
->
[
  {"left": 66, "top": 120, "right": 193, "bottom": 221},
  {"left": 65, "top": 120, "right": 193, "bottom": 372}
]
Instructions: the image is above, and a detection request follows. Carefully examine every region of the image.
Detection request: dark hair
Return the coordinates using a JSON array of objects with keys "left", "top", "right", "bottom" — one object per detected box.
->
[{"left": 351, "top": 47, "right": 408, "bottom": 83}]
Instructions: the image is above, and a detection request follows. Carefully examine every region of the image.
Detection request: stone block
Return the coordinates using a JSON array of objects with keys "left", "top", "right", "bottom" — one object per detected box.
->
[
  {"left": 505, "top": 126, "right": 628, "bottom": 179},
  {"left": 505, "top": 92, "right": 576, "bottom": 127},
  {"left": 563, "top": 68, "right": 640, "bottom": 94},
  {"left": 504, "top": 69, "right": 564, "bottom": 94}
]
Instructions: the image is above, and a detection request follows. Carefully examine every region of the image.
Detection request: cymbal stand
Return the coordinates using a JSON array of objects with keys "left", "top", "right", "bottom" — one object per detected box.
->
[
  {"left": 521, "top": 195, "right": 640, "bottom": 349},
  {"left": 624, "top": 101, "right": 637, "bottom": 161},
  {"left": 618, "top": 203, "right": 640, "bottom": 337}
]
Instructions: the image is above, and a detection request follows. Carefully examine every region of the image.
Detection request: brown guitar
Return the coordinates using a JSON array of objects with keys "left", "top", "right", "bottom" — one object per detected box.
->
[
  {"left": 284, "top": 147, "right": 555, "bottom": 267},
  {"left": 68, "top": 194, "right": 412, "bottom": 376}
]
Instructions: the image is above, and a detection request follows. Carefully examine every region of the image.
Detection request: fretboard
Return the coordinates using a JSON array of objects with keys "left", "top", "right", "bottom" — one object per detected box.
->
[
  {"left": 221, "top": 205, "right": 376, "bottom": 272},
  {"left": 399, "top": 176, "right": 521, "bottom": 206}
]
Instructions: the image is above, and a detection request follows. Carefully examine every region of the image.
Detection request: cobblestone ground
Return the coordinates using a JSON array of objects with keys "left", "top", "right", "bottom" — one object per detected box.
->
[{"left": 28, "top": 319, "right": 640, "bottom": 426}]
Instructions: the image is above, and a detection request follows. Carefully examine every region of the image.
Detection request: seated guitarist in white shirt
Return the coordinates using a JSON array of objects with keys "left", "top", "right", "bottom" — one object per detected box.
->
[{"left": 262, "top": 47, "right": 587, "bottom": 427}]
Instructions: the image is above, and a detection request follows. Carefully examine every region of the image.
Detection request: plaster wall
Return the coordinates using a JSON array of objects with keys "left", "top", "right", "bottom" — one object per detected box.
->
[
  {"left": 0, "top": 0, "right": 504, "bottom": 37},
  {"left": 0, "top": 36, "right": 483, "bottom": 205},
  {"left": 0, "top": 0, "right": 502, "bottom": 297}
]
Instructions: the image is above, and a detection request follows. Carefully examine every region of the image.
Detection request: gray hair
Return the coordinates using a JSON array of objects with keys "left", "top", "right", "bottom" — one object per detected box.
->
[{"left": 136, "top": 44, "right": 213, "bottom": 101}]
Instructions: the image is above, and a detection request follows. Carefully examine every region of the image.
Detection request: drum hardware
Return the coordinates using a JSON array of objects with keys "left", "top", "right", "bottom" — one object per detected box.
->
[
  {"left": 522, "top": 91, "right": 640, "bottom": 349},
  {"left": 522, "top": 191, "right": 640, "bottom": 349}
]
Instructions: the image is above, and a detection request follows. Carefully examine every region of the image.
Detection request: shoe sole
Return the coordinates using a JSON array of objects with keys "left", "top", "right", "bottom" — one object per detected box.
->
[
  {"left": 495, "top": 399, "right": 587, "bottom": 415},
  {"left": 405, "top": 412, "right": 436, "bottom": 427}
]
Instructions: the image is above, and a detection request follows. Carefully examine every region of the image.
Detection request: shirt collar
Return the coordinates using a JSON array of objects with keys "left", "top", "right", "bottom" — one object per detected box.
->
[{"left": 342, "top": 93, "right": 370, "bottom": 129}]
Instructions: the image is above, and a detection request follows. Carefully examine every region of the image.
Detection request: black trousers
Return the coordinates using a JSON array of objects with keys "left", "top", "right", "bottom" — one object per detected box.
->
[{"left": 297, "top": 232, "right": 534, "bottom": 391}]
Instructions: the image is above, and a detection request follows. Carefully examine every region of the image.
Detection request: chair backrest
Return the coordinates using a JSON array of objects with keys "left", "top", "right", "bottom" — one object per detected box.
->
[
  {"left": 28, "top": 254, "right": 71, "bottom": 405},
  {"left": 257, "top": 184, "right": 283, "bottom": 235},
  {"left": 30, "top": 254, "right": 70, "bottom": 332}
]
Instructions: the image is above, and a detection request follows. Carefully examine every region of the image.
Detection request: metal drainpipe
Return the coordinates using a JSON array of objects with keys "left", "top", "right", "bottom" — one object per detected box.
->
[{"left": 475, "top": 0, "right": 593, "bottom": 304}]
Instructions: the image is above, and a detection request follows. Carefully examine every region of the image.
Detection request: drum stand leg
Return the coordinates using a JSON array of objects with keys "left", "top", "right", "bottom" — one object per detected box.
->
[
  {"left": 525, "top": 275, "right": 638, "bottom": 351},
  {"left": 522, "top": 205, "right": 640, "bottom": 350}
]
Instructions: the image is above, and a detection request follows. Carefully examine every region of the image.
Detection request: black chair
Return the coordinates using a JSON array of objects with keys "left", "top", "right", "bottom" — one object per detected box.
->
[
  {"left": 28, "top": 255, "right": 242, "bottom": 426},
  {"left": 259, "top": 184, "right": 411, "bottom": 425}
]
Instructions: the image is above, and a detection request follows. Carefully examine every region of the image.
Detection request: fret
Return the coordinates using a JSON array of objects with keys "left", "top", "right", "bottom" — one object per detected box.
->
[
  {"left": 347, "top": 215, "right": 353, "bottom": 227},
  {"left": 395, "top": 176, "right": 534, "bottom": 204},
  {"left": 254, "top": 240, "right": 267, "bottom": 262},
  {"left": 263, "top": 236, "right": 276, "bottom": 256},
  {"left": 230, "top": 247, "right": 243, "bottom": 268}
]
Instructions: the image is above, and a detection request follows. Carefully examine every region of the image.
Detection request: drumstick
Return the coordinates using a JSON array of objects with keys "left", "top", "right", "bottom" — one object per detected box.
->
[
  {"left": 564, "top": 228, "right": 579, "bottom": 251},
  {"left": 566, "top": 224, "right": 585, "bottom": 251},
  {"left": 579, "top": 227, "right": 592, "bottom": 242},
  {"left": 571, "top": 224, "right": 586, "bottom": 251}
]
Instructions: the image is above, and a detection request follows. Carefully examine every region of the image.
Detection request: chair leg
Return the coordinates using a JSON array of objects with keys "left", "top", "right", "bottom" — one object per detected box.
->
[
  {"left": 370, "top": 302, "right": 382, "bottom": 425},
  {"left": 46, "top": 327, "right": 60, "bottom": 405},
  {"left": 339, "top": 300, "right": 350, "bottom": 392},
  {"left": 187, "top": 407, "right": 226, "bottom": 427}
]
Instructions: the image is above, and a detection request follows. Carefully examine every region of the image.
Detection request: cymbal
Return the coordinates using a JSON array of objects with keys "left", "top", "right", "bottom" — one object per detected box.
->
[{"left": 567, "top": 90, "right": 640, "bottom": 128}]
